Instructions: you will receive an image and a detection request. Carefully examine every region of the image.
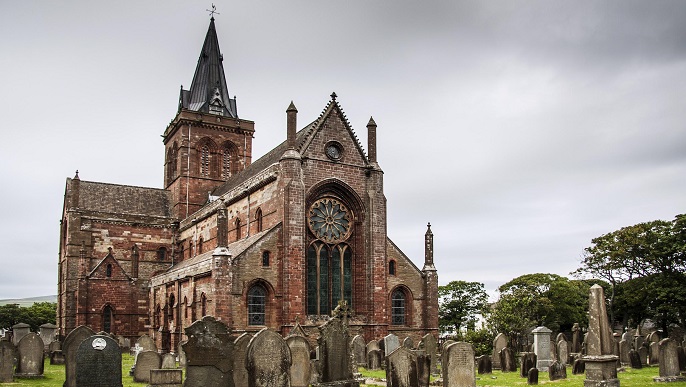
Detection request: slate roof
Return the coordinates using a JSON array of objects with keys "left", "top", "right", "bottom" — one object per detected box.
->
[{"left": 77, "top": 180, "right": 172, "bottom": 218}]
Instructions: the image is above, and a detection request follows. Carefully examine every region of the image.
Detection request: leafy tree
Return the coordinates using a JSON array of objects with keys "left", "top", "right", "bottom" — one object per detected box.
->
[
  {"left": 438, "top": 280, "right": 489, "bottom": 335},
  {"left": 0, "top": 302, "right": 56, "bottom": 331},
  {"left": 0, "top": 303, "right": 23, "bottom": 330}
]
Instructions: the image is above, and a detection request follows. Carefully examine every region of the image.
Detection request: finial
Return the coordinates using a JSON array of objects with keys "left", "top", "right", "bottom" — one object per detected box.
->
[
  {"left": 74, "top": 170, "right": 80, "bottom": 179},
  {"left": 108, "top": 247, "right": 113, "bottom": 254},
  {"left": 206, "top": 3, "right": 220, "bottom": 19},
  {"left": 287, "top": 100, "right": 298, "bottom": 112},
  {"left": 367, "top": 116, "right": 377, "bottom": 127},
  {"left": 427, "top": 222, "right": 431, "bottom": 229},
  {"left": 330, "top": 92, "right": 337, "bottom": 101}
]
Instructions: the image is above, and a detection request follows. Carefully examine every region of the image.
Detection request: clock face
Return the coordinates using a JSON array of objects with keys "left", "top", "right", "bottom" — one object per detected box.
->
[
  {"left": 308, "top": 198, "right": 352, "bottom": 243},
  {"left": 325, "top": 143, "right": 342, "bottom": 161}
]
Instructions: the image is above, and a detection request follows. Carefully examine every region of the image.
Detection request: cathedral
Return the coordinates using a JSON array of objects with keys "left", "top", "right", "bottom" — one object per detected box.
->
[{"left": 57, "top": 17, "right": 438, "bottom": 351}]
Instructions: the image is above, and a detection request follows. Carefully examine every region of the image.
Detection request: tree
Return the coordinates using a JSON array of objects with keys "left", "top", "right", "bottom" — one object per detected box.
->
[
  {"left": 438, "top": 280, "right": 489, "bottom": 335},
  {"left": 0, "top": 302, "right": 56, "bottom": 331}
]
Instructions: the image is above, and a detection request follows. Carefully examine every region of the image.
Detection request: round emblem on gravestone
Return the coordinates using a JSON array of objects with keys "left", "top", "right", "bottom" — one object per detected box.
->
[
  {"left": 92, "top": 337, "right": 107, "bottom": 351},
  {"left": 308, "top": 198, "right": 352, "bottom": 243}
]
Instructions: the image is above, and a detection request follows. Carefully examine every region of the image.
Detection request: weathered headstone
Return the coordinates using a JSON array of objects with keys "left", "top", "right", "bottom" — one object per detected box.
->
[
  {"left": 149, "top": 369, "right": 183, "bottom": 387},
  {"left": 532, "top": 326, "right": 553, "bottom": 371},
  {"left": 443, "top": 342, "right": 475, "bottom": 387},
  {"left": 177, "top": 340, "right": 187, "bottom": 369},
  {"left": 418, "top": 333, "right": 438, "bottom": 375},
  {"left": 384, "top": 334, "right": 401, "bottom": 358},
  {"left": 246, "top": 328, "right": 291, "bottom": 387},
  {"left": 412, "top": 350, "right": 430, "bottom": 387},
  {"left": 351, "top": 335, "right": 366, "bottom": 366},
  {"left": 402, "top": 337, "right": 414, "bottom": 350},
  {"left": 520, "top": 352, "right": 537, "bottom": 378},
  {"left": 548, "top": 360, "right": 566, "bottom": 381},
  {"left": 11, "top": 323, "right": 30, "bottom": 346},
  {"left": 638, "top": 345, "right": 648, "bottom": 366},
  {"left": 619, "top": 339, "right": 630, "bottom": 365},
  {"left": 135, "top": 334, "right": 157, "bottom": 352},
  {"left": 476, "top": 355, "right": 492, "bottom": 374},
  {"left": 50, "top": 350, "right": 65, "bottom": 365},
  {"left": 572, "top": 358, "right": 585, "bottom": 374},
  {"left": 316, "top": 310, "right": 357, "bottom": 385},
  {"left": 582, "top": 284, "right": 619, "bottom": 387},
  {"left": 63, "top": 325, "right": 95, "bottom": 387},
  {"left": 367, "top": 340, "right": 380, "bottom": 354},
  {"left": 492, "top": 333, "right": 508, "bottom": 370},
  {"left": 647, "top": 331, "right": 661, "bottom": 344},
  {"left": 233, "top": 333, "right": 252, "bottom": 387},
  {"left": 629, "top": 349, "right": 642, "bottom": 369},
  {"left": 287, "top": 334, "right": 312, "bottom": 387},
  {"left": 678, "top": 346, "right": 686, "bottom": 372},
  {"left": 39, "top": 323, "right": 58, "bottom": 349},
  {"left": 386, "top": 346, "right": 419, "bottom": 387},
  {"left": 74, "top": 335, "right": 122, "bottom": 387},
  {"left": 182, "top": 316, "right": 234, "bottom": 387},
  {"left": 0, "top": 341, "right": 16, "bottom": 383},
  {"left": 527, "top": 368, "right": 538, "bottom": 385},
  {"left": 133, "top": 350, "right": 162, "bottom": 383},
  {"left": 500, "top": 347, "right": 516, "bottom": 373},
  {"left": 572, "top": 323, "right": 581, "bottom": 354},
  {"left": 557, "top": 339, "right": 569, "bottom": 366},
  {"left": 15, "top": 332, "right": 44, "bottom": 378},
  {"left": 161, "top": 352, "right": 177, "bottom": 369},
  {"left": 649, "top": 341, "right": 660, "bottom": 365},
  {"left": 654, "top": 338, "right": 686, "bottom": 382},
  {"left": 367, "top": 349, "right": 382, "bottom": 370}
]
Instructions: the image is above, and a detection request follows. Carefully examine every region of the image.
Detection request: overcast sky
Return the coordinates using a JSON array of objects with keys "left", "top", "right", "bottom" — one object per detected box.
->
[{"left": 1, "top": 1, "right": 685, "bottom": 300}]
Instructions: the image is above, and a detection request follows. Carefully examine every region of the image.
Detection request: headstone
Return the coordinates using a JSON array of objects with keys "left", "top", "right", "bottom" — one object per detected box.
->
[
  {"left": 246, "top": 328, "right": 291, "bottom": 387},
  {"left": 412, "top": 350, "right": 430, "bottom": 387},
  {"left": 647, "top": 331, "right": 660, "bottom": 343},
  {"left": 572, "top": 323, "right": 581, "bottom": 353},
  {"left": 619, "top": 339, "right": 630, "bottom": 365},
  {"left": 557, "top": 339, "right": 569, "bottom": 366},
  {"left": 15, "top": 333, "right": 44, "bottom": 378},
  {"left": 678, "top": 346, "right": 686, "bottom": 372},
  {"left": 527, "top": 367, "right": 538, "bottom": 385},
  {"left": 50, "top": 350, "right": 65, "bottom": 365},
  {"left": 628, "top": 349, "right": 642, "bottom": 369},
  {"left": 149, "top": 369, "right": 183, "bottom": 387},
  {"left": 161, "top": 352, "right": 177, "bottom": 369},
  {"left": 532, "top": 326, "right": 553, "bottom": 371},
  {"left": 367, "top": 340, "right": 380, "bottom": 354},
  {"left": 115, "top": 335, "right": 130, "bottom": 350},
  {"left": 621, "top": 330, "right": 632, "bottom": 343},
  {"left": 556, "top": 333, "right": 566, "bottom": 344},
  {"left": 476, "top": 355, "right": 492, "bottom": 374},
  {"left": 654, "top": 338, "right": 686, "bottom": 382},
  {"left": 133, "top": 350, "right": 162, "bottom": 383},
  {"left": 548, "top": 360, "right": 567, "bottom": 381},
  {"left": 316, "top": 313, "right": 357, "bottom": 384},
  {"left": 182, "top": 316, "right": 234, "bottom": 387},
  {"left": 384, "top": 334, "right": 401, "bottom": 358},
  {"left": 649, "top": 341, "right": 660, "bottom": 365},
  {"left": 177, "top": 340, "right": 187, "bottom": 369},
  {"left": 0, "top": 341, "right": 16, "bottom": 383},
  {"left": 520, "top": 352, "right": 537, "bottom": 378},
  {"left": 39, "top": 323, "right": 58, "bottom": 349},
  {"left": 402, "top": 337, "right": 414, "bottom": 350},
  {"left": 367, "top": 349, "right": 382, "bottom": 370},
  {"left": 63, "top": 325, "right": 95, "bottom": 387},
  {"left": 287, "top": 334, "right": 312, "bottom": 387},
  {"left": 492, "top": 333, "right": 508, "bottom": 370},
  {"left": 418, "top": 333, "right": 438, "bottom": 375},
  {"left": 135, "top": 334, "right": 157, "bottom": 352},
  {"left": 572, "top": 358, "right": 585, "bottom": 374},
  {"left": 443, "top": 342, "right": 475, "bottom": 387},
  {"left": 11, "top": 323, "right": 30, "bottom": 346},
  {"left": 233, "top": 333, "right": 252, "bottom": 387},
  {"left": 634, "top": 334, "right": 645, "bottom": 352},
  {"left": 48, "top": 340, "right": 61, "bottom": 354},
  {"left": 74, "top": 335, "right": 122, "bottom": 387},
  {"left": 351, "top": 335, "right": 366, "bottom": 366},
  {"left": 638, "top": 345, "right": 648, "bottom": 366},
  {"left": 582, "top": 284, "right": 619, "bottom": 387},
  {"left": 386, "top": 346, "right": 419, "bottom": 387},
  {"left": 499, "top": 347, "right": 516, "bottom": 372}
]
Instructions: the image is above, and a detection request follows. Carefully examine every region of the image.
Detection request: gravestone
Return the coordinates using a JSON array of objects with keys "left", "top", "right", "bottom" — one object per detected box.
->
[
  {"left": 182, "top": 316, "right": 234, "bottom": 387},
  {"left": 443, "top": 342, "right": 475, "bottom": 387},
  {"left": 246, "top": 328, "right": 291, "bottom": 387},
  {"left": 63, "top": 325, "right": 95, "bottom": 387},
  {"left": 634, "top": 333, "right": 645, "bottom": 353},
  {"left": 0, "top": 341, "right": 16, "bottom": 383},
  {"left": 647, "top": 331, "right": 660, "bottom": 344},
  {"left": 386, "top": 346, "right": 419, "bottom": 387},
  {"left": 15, "top": 332, "right": 44, "bottom": 378},
  {"left": 51, "top": 350, "right": 65, "bottom": 365},
  {"left": 287, "top": 334, "right": 312, "bottom": 387},
  {"left": 11, "top": 323, "right": 30, "bottom": 346},
  {"left": 476, "top": 355, "right": 492, "bottom": 374},
  {"left": 39, "top": 323, "right": 58, "bottom": 349},
  {"left": 161, "top": 352, "right": 177, "bottom": 368},
  {"left": 527, "top": 368, "right": 538, "bottom": 385},
  {"left": 532, "top": 326, "right": 553, "bottom": 371},
  {"left": 572, "top": 323, "right": 581, "bottom": 354},
  {"left": 149, "top": 369, "right": 183, "bottom": 387},
  {"left": 384, "top": 334, "right": 400, "bottom": 358},
  {"left": 678, "top": 346, "right": 686, "bottom": 372},
  {"left": 136, "top": 334, "right": 157, "bottom": 352},
  {"left": 654, "top": 338, "right": 686, "bottom": 382},
  {"left": 133, "top": 350, "right": 162, "bottom": 383},
  {"left": 402, "top": 336, "right": 414, "bottom": 350},
  {"left": 629, "top": 349, "right": 642, "bottom": 369},
  {"left": 572, "top": 358, "right": 585, "bottom": 374},
  {"left": 638, "top": 345, "right": 648, "bottom": 366},
  {"left": 367, "top": 340, "right": 380, "bottom": 354},
  {"left": 582, "top": 284, "right": 619, "bottom": 387},
  {"left": 367, "top": 349, "right": 382, "bottom": 370},
  {"left": 520, "top": 352, "right": 537, "bottom": 378},
  {"left": 177, "top": 340, "right": 187, "bottom": 369},
  {"left": 619, "top": 339, "right": 629, "bottom": 365},
  {"left": 548, "top": 360, "right": 566, "bottom": 381},
  {"left": 418, "top": 333, "right": 438, "bottom": 375},
  {"left": 233, "top": 333, "right": 252, "bottom": 387},
  {"left": 316, "top": 305, "right": 358, "bottom": 385},
  {"left": 412, "top": 350, "right": 430, "bottom": 387},
  {"left": 351, "top": 335, "right": 366, "bottom": 366},
  {"left": 49, "top": 340, "right": 61, "bottom": 354},
  {"left": 500, "top": 347, "right": 516, "bottom": 372},
  {"left": 492, "top": 333, "right": 508, "bottom": 369},
  {"left": 557, "top": 339, "right": 569, "bottom": 366},
  {"left": 74, "top": 335, "right": 122, "bottom": 387},
  {"left": 649, "top": 341, "right": 659, "bottom": 365}
]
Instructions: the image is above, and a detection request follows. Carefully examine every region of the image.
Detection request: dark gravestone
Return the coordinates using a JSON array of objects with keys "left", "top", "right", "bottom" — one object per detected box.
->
[
  {"left": 418, "top": 333, "right": 438, "bottom": 375},
  {"left": 527, "top": 368, "right": 538, "bottom": 385},
  {"left": 182, "top": 316, "right": 234, "bottom": 387},
  {"left": 572, "top": 323, "right": 581, "bottom": 353},
  {"left": 75, "top": 335, "right": 122, "bottom": 387},
  {"left": 233, "top": 333, "right": 252, "bottom": 387},
  {"left": 133, "top": 350, "right": 162, "bottom": 383},
  {"left": 287, "top": 334, "right": 312, "bottom": 387},
  {"left": 572, "top": 358, "right": 585, "bottom": 374},
  {"left": 678, "top": 346, "right": 686, "bottom": 372},
  {"left": 15, "top": 332, "right": 44, "bottom": 378},
  {"left": 317, "top": 316, "right": 355, "bottom": 383},
  {"left": 246, "top": 328, "right": 291, "bottom": 387},
  {"left": 443, "top": 342, "right": 476, "bottom": 387},
  {"left": 629, "top": 349, "right": 642, "bottom": 369},
  {"left": 351, "top": 335, "right": 366, "bottom": 366},
  {"left": 638, "top": 345, "right": 648, "bottom": 366},
  {"left": 63, "top": 325, "right": 95, "bottom": 387},
  {"left": 500, "top": 347, "right": 517, "bottom": 372},
  {"left": 519, "top": 352, "right": 537, "bottom": 378},
  {"left": 548, "top": 360, "right": 567, "bottom": 381},
  {"left": 654, "top": 338, "right": 686, "bottom": 382},
  {"left": 386, "top": 347, "right": 418, "bottom": 387},
  {"left": 367, "top": 349, "right": 382, "bottom": 370},
  {"left": 412, "top": 350, "right": 430, "bottom": 387},
  {"left": 0, "top": 341, "right": 16, "bottom": 383},
  {"left": 476, "top": 355, "right": 492, "bottom": 374}
]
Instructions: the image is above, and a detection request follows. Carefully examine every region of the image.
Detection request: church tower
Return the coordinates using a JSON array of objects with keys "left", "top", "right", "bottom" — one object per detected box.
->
[{"left": 163, "top": 17, "right": 254, "bottom": 219}]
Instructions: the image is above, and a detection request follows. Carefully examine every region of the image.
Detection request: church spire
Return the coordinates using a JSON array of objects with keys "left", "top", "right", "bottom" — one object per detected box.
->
[{"left": 179, "top": 16, "right": 237, "bottom": 118}]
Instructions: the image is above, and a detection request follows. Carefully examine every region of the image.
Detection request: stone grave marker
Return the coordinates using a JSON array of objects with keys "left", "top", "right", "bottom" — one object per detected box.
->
[
  {"left": 649, "top": 341, "right": 659, "bottom": 365},
  {"left": 136, "top": 334, "right": 157, "bottom": 352},
  {"left": 149, "top": 369, "right": 183, "bottom": 387},
  {"left": 443, "top": 342, "right": 475, "bottom": 387},
  {"left": 386, "top": 346, "right": 418, "bottom": 387},
  {"left": 286, "top": 334, "right": 312, "bottom": 387},
  {"left": 246, "top": 328, "right": 291, "bottom": 387},
  {"left": 74, "top": 335, "right": 122, "bottom": 387},
  {"left": 654, "top": 338, "right": 686, "bottom": 382},
  {"left": 233, "top": 333, "right": 252, "bottom": 387},
  {"left": 161, "top": 352, "right": 177, "bottom": 369},
  {"left": 557, "top": 339, "right": 569, "bottom": 366},
  {"left": 572, "top": 323, "right": 581, "bottom": 353},
  {"left": 39, "top": 323, "right": 58, "bottom": 349},
  {"left": 367, "top": 349, "right": 382, "bottom": 370},
  {"left": 582, "top": 284, "right": 619, "bottom": 387},
  {"left": 638, "top": 345, "right": 648, "bottom": 366},
  {"left": 532, "top": 326, "right": 553, "bottom": 371},
  {"left": 647, "top": 331, "right": 660, "bottom": 344},
  {"left": 182, "top": 316, "right": 234, "bottom": 387},
  {"left": 177, "top": 340, "right": 187, "bottom": 369},
  {"left": 402, "top": 336, "right": 414, "bottom": 350},
  {"left": 11, "top": 323, "right": 30, "bottom": 346},
  {"left": 476, "top": 355, "right": 492, "bottom": 374},
  {"left": 520, "top": 352, "right": 537, "bottom": 378},
  {"left": 441, "top": 339, "right": 456, "bottom": 372},
  {"left": 367, "top": 340, "right": 380, "bottom": 354},
  {"left": 629, "top": 349, "right": 642, "bottom": 369},
  {"left": 492, "top": 333, "right": 508, "bottom": 369},
  {"left": 678, "top": 346, "right": 686, "bottom": 372},
  {"left": 619, "top": 339, "right": 629, "bottom": 365},
  {"left": 0, "top": 341, "right": 16, "bottom": 383},
  {"left": 572, "top": 358, "right": 585, "bottom": 374},
  {"left": 351, "top": 335, "right": 366, "bottom": 366},
  {"left": 527, "top": 368, "right": 538, "bottom": 385},
  {"left": 133, "top": 350, "right": 162, "bottom": 383},
  {"left": 384, "top": 333, "right": 400, "bottom": 358},
  {"left": 63, "top": 325, "right": 95, "bottom": 387},
  {"left": 317, "top": 314, "right": 358, "bottom": 385},
  {"left": 15, "top": 332, "right": 44, "bottom": 378},
  {"left": 548, "top": 360, "right": 566, "bottom": 381},
  {"left": 418, "top": 333, "right": 438, "bottom": 375},
  {"left": 412, "top": 350, "right": 430, "bottom": 387},
  {"left": 500, "top": 347, "right": 516, "bottom": 373}
]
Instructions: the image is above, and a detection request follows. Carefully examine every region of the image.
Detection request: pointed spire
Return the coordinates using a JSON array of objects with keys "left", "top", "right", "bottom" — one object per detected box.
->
[
  {"left": 287, "top": 101, "right": 298, "bottom": 149},
  {"left": 180, "top": 18, "right": 237, "bottom": 118},
  {"left": 367, "top": 117, "right": 377, "bottom": 163},
  {"left": 424, "top": 222, "right": 435, "bottom": 269}
]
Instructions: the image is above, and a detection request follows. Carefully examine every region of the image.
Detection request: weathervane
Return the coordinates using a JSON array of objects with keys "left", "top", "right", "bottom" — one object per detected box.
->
[{"left": 206, "top": 3, "right": 220, "bottom": 19}]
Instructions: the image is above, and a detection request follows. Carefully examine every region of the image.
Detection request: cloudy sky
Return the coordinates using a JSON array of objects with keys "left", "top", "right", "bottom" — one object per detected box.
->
[{"left": 1, "top": 1, "right": 685, "bottom": 300}]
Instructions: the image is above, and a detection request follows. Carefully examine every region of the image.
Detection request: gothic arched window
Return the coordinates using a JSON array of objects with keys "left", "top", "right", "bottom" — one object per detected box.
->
[
  {"left": 197, "top": 238, "right": 203, "bottom": 254},
  {"left": 235, "top": 218, "right": 241, "bottom": 240},
  {"left": 262, "top": 251, "right": 270, "bottom": 267},
  {"left": 389, "top": 260, "right": 396, "bottom": 276},
  {"left": 200, "top": 293, "right": 207, "bottom": 317},
  {"left": 248, "top": 284, "right": 266, "bottom": 325},
  {"left": 200, "top": 144, "right": 210, "bottom": 176},
  {"left": 255, "top": 208, "right": 263, "bottom": 233},
  {"left": 103, "top": 305, "right": 114, "bottom": 333},
  {"left": 391, "top": 289, "right": 406, "bottom": 326},
  {"left": 168, "top": 294, "right": 175, "bottom": 325},
  {"left": 157, "top": 247, "right": 167, "bottom": 261}
]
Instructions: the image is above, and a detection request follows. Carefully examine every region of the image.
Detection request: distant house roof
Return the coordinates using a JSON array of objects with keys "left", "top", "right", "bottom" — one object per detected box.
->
[{"left": 77, "top": 180, "right": 172, "bottom": 218}]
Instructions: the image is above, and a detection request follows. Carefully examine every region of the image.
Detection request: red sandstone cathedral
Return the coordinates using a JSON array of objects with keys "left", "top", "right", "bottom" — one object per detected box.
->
[{"left": 57, "top": 17, "right": 438, "bottom": 350}]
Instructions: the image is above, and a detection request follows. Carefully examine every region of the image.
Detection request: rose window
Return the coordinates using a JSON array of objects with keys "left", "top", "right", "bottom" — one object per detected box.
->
[{"left": 308, "top": 198, "right": 352, "bottom": 243}]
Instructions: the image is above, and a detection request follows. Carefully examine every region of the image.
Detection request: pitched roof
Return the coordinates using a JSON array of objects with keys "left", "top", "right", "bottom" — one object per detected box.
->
[{"left": 77, "top": 180, "right": 172, "bottom": 218}]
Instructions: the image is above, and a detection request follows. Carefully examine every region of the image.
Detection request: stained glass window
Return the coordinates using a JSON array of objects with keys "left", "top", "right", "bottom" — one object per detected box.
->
[
  {"left": 248, "top": 284, "right": 266, "bottom": 325},
  {"left": 103, "top": 305, "right": 113, "bottom": 333},
  {"left": 306, "top": 241, "right": 353, "bottom": 315},
  {"left": 308, "top": 198, "right": 351, "bottom": 243},
  {"left": 392, "top": 289, "right": 406, "bottom": 325}
]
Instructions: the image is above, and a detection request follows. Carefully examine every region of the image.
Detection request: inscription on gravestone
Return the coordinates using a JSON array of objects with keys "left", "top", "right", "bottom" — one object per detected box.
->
[
  {"left": 246, "top": 328, "right": 291, "bottom": 387},
  {"left": 75, "top": 335, "right": 122, "bottom": 387},
  {"left": 444, "top": 342, "right": 475, "bottom": 387}
]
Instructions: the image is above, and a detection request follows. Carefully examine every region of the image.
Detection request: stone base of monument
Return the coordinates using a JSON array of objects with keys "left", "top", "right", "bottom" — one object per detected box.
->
[
  {"left": 147, "top": 368, "right": 183, "bottom": 387},
  {"left": 312, "top": 381, "right": 361, "bottom": 387},
  {"left": 50, "top": 350, "right": 65, "bottom": 365},
  {"left": 583, "top": 355, "right": 620, "bottom": 387},
  {"left": 653, "top": 376, "right": 686, "bottom": 383}
]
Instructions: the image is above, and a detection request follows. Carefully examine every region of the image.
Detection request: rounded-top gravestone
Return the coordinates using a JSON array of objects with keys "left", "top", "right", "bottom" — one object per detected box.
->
[{"left": 75, "top": 335, "right": 122, "bottom": 387}]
